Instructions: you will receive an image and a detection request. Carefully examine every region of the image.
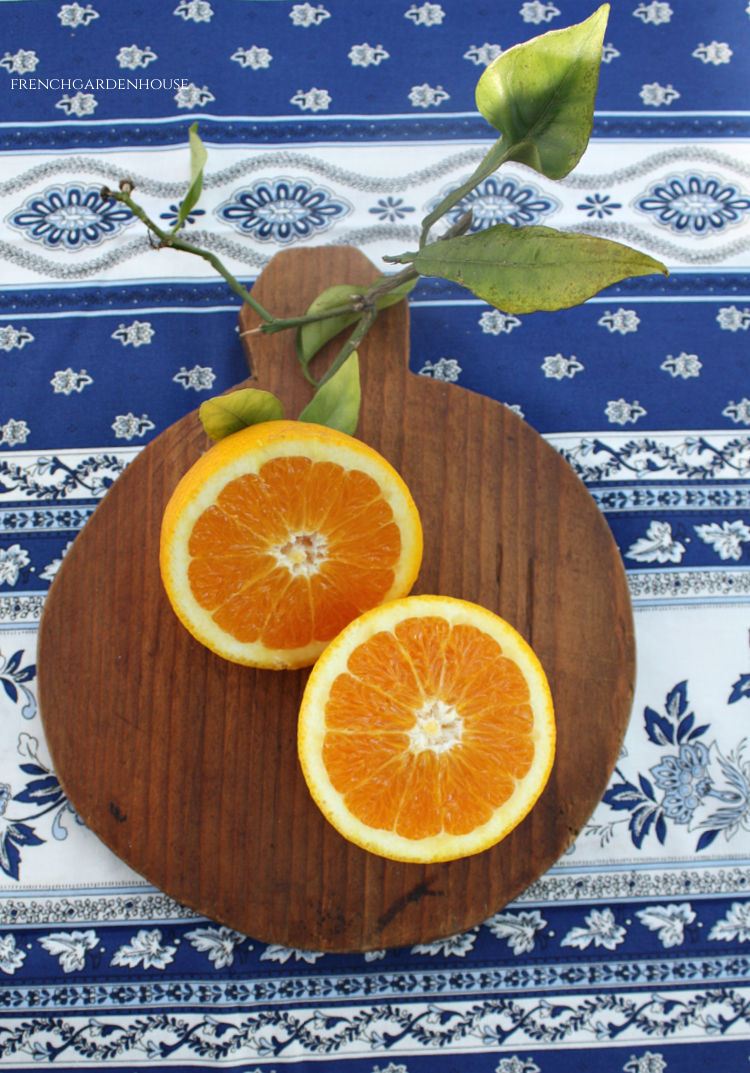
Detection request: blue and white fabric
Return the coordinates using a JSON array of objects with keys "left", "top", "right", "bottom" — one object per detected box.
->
[{"left": 1, "top": 1, "right": 750, "bottom": 1069}]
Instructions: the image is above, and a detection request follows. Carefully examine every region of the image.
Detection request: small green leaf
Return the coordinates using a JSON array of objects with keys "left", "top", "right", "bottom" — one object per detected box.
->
[
  {"left": 296, "top": 277, "right": 416, "bottom": 368},
  {"left": 175, "top": 122, "right": 208, "bottom": 229},
  {"left": 199, "top": 388, "right": 284, "bottom": 442},
  {"left": 410, "top": 224, "right": 667, "bottom": 314},
  {"left": 298, "top": 352, "right": 361, "bottom": 436},
  {"left": 475, "top": 4, "right": 609, "bottom": 179},
  {"left": 296, "top": 284, "right": 362, "bottom": 368}
]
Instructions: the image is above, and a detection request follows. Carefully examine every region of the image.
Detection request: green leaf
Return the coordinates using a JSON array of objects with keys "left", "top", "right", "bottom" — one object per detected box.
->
[
  {"left": 410, "top": 223, "right": 667, "bottom": 314},
  {"left": 298, "top": 352, "right": 361, "bottom": 436},
  {"left": 296, "top": 284, "right": 362, "bottom": 368},
  {"left": 296, "top": 276, "right": 416, "bottom": 368},
  {"left": 475, "top": 4, "right": 609, "bottom": 179},
  {"left": 199, "top": 388, "right": 284, "bottom": 442},
  {"left": 175, "top": 122, "right": 208, "bottom": 229}
]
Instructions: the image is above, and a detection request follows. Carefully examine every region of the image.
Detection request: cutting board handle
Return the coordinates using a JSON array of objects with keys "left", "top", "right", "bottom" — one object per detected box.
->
[{"left": 238, "top": 246, "right": 411, "bottom": 418}]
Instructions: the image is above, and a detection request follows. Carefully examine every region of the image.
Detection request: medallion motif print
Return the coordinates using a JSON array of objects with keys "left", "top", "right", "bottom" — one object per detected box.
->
[
  {"left": 217, "top": 178, "right": 350, "bottom": 243},
  {"left": 8, "top": 185, "right": 134, "bottom": 250},
  {"left": 635, "top": 173, "right": 750, "bottom": 235},
  {"left": 433, "top": 175, "right": 559, "bottom": 232}
]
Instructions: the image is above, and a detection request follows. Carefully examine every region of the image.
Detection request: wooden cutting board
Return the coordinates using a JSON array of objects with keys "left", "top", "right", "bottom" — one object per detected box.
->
[{"left": 37, "top": 246, "right": 635, "bottom": 952}]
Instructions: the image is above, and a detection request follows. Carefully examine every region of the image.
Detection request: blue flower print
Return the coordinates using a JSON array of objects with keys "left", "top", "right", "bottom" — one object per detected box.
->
[
  {"left": 0, "top": 648, "right": 36, "bottom": 720},
  {"left": 596, "top": 678, "right": 750, "bottom": 853},
  {"left": 600, "top": 681, "right": 710, "bottom": 848},
  {"left": 369, "top": 197, "right": 415, "bottom": 222},
  {"left": 635, "top": 173, "right": 750, "bottom": 236},
  {"left": 434, "top": 175, "right": 558, "bottom": 232},
  {"left": 217, "top": 178, "right": 350, "bottom": 243},
  {"left": 0, "top": 733, "right": 83, "bottom": 881},
  {"left": 159, "top": 203, "right": 206, "bottom": 227},
  {"left": 577, "top": 192, "right": 622, "bottom": 218},
  {"left": 8, "top": 184, "right": 134, "bottom": 250},
  {"left": 729, "top": 673, "right": 750, "bottom": 705},
  {"left": 651, "top": 742, "right": 712, "bottom": 823},
  {"left": 0, "top": 783, "right": 43, "bottom": 880}
]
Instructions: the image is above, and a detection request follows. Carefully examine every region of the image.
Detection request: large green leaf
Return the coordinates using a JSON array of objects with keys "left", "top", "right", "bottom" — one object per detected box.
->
[
  {"left": 475, "top": 4, "right": 609, "bottom": 179},
  {"left": 407, "top": 223, "right": 667, "bottom": 313},
  {"left": 199, "top": 388, "right": 284, "bottom": 442},
  {"left": 298, "top": 353, "right": 361, "bottom": 435}
]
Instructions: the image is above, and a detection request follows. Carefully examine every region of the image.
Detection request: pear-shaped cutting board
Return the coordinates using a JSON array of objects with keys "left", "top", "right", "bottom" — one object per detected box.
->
[{"left": 38, "top": 247, "right": 635, "bottom": 952}]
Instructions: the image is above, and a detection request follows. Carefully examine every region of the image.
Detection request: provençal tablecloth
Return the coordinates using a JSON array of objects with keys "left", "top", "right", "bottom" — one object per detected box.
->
[{"left": 1, "top": 1, "right": 750, "bottom": 1070}]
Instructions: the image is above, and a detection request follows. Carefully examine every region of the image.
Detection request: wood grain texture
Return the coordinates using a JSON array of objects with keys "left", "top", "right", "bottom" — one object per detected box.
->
[{"left": 37, "top": 247, "right": 635, "bottom": 951}]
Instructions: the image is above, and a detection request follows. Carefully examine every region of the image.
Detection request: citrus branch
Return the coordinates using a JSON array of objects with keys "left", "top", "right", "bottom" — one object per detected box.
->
[
  {"left": 102, "top": 181, "right": 422, "bottom": 341},
  {"left": 102, "top": 182, "right": 275, "bottom": 324}
]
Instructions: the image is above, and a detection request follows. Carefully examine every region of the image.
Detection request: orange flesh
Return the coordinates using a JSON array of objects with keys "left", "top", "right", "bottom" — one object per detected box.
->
[
  {"left": 186, "top": 457, "right": 401, "bottom": 649},
  {"left": 322, "top": 617, "right": 535, "bottom": 839}
]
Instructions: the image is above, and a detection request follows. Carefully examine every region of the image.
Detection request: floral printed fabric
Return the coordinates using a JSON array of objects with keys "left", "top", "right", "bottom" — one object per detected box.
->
[{"left": 1, "top": 0, "right": 750, "bottom": 1069}]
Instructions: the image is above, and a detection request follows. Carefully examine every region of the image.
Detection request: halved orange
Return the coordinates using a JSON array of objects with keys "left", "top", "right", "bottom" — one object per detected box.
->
[
  {"left": 160, "top": 420, "right": 423, "bottom": 668},
  {"left": 298, "top": 594, "right": 555, "bottom": 863}
]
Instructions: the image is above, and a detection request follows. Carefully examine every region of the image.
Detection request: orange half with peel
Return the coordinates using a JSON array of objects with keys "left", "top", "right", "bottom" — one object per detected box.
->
[
  {"left": 298, "top": 594, "right": 555, "bottom": 863},
  {"left": 159, "top": 420, "right": 423, "bottom": 668}
]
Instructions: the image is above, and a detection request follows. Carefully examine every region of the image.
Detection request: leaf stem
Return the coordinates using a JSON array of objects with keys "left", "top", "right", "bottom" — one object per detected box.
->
[
  {"left": 363, "top": 264, "right": 420, "bottom": 305},
  {"left": 260, "top": 303, "right": 363, "bottom": 334},
  {"left": 313, "top": 307, "right": 379, "bottom": 389},
  {"left": 103, "top": 184, "right": 276, "bottom": 324},
  {"left": 103, "top": 183, "right": 421, "bottom": 338},
  {"left": 267, "top": 264, "right": 421, "bottom": 336},
  {"left": 419, "top": 137, "right": 513, "bottom": 246},
  {"left": 102, "top": 177, "right": 459, "bottom": 371}
]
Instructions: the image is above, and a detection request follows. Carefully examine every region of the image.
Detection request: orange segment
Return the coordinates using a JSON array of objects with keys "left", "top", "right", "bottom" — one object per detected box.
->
[
  {"left": 298, "top": 594, "right": 555, "bottom": 863},
  {"left": 159, "top": 421, "right": 423, "bottom": 668}
]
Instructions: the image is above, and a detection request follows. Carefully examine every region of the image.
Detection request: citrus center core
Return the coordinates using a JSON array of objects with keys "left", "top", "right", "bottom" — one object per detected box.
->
[
  {"left": 274, "top": 531, "right": 328, "bottom": 576},
  {"left": 409, "top": 698, "right": 464, "bottom": 754}
]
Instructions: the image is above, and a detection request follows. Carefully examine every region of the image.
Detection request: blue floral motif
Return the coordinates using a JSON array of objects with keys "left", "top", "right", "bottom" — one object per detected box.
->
[
  {"left": 216, "top": 178, "right": 350, "bottom": 243},
  {"left": 635, "top": 173, "right": 750, "bottom": 235},
  {"left": 729, "top": 673, "right": 750, "bottom": 704},
  {"left": 577, "top": 192, "right": 622, "bottom": 218},
  {"left": 0, "top": 453, "right": 126, "bottom": 500},
  {"left": 0, "top": 734, "right": 82, "bottom": 881},
  {"left": 602, "top": 682, "right": 706, "bottom": 846},
  {"left": 7, "top": 185, "right": 134, "bottom": 250},
  {"left": 0, "top": 648, "right": 36, "bottom": 719},
  {"left": 0, "top": 781, "right": 43, "bottom": 881},
  {"left": 368, "top": 196, "right": 415, "bottom": 221},
  {"left": 434, "top": 175, "right": 559, "bottom": 232},
  {"left": 159, "top": 203, "right": 205, "bottom": 227},
  {"left": 600, "top": 679, "right": 750, "bottom": 852},
  {"left": 561, "top": 435, "right": 750, "bottom": 483},
  {"left": 651, "top": 742, "right": 712, "bottom": 823},
  {"left": 0, "top": 988, "right": 748, "bottom": 1058}
]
